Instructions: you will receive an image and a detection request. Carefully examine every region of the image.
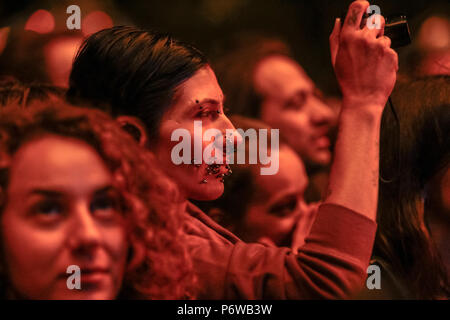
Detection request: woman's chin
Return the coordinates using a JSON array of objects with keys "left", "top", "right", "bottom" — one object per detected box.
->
[{"left": 189, "top": 180, "right": 224, "bottom": 201}]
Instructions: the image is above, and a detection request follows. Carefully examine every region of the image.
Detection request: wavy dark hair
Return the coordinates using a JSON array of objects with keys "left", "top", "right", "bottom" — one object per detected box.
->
[
  {"left": 375, "top": 75, "right": 450, "bottom": 299},
  {"left": 0, "top": 102, "right": 196, "bottom": 299},
  {"left": 67, "top": 25, "right": 208, "bottom": 140}
]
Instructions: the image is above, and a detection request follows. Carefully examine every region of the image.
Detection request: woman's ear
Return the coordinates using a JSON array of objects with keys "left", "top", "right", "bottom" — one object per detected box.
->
[{"left": 115, "top": 116, "right": 148, "bottom": 147}]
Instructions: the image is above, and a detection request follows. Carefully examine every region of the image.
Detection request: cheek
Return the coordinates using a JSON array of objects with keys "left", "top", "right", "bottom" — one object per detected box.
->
[
  {"left": 103, "top": 224, "right": 129, "bottom": 264},
  {"left": 2, "top": 219, "right": 64, "bottom": 269},
  {"left": 280, "top": 112, "right": 309, "bottom": 131},
  {"left": 277, "top": 112, "right": 310, "bottom": 143},
  {"left": 155, "top": 122, "right": 226, "bottom": 200},
  {"left": 246, "top": 207, "right": 297, "bottom": 240},
  {"left": 1, "top": 216, "right": 66, "bottom": 297},
  {"left": 245, "top": 207, "right": 275, "bottom": 233},
  {"left": 97, "top": 224, "right": 128, "bottom": 298}
]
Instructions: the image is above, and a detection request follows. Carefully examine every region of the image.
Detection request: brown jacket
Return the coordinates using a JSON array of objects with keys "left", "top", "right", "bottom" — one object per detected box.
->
[{"left": 183, "top": 202, "right": 377, "bottom": 299}]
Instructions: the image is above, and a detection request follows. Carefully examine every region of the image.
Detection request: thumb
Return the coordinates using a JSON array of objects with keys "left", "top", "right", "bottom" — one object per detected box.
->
[{"left": 329, "top": 18, "right": 341, "bottom": 68}]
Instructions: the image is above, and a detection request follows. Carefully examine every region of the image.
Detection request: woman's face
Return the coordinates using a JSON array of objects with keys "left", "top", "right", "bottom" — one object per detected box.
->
[
  {"left": 243, "top": 146, "right": 310, "bottom": 246},
  {"left": 155, "top": 66, "right": 241, "bottom": 201},
  {"left": 1, "top": 135, "right": 128, "bottom": 299}
]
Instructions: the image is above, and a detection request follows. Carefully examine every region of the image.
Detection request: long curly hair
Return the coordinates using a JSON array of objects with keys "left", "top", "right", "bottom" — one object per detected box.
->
[{"left": 0, "top": 102, "right": 196, "bottom": 299}]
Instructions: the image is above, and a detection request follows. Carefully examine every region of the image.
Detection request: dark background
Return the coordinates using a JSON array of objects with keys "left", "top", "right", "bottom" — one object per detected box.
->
[{"left": 1, "top": 0, "right": 449, "bottom": 95}]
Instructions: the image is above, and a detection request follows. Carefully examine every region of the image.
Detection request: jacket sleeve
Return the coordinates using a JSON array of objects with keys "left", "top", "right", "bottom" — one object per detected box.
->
[{"left": 184, "top": 203, "right": 377, "bottom": 299}]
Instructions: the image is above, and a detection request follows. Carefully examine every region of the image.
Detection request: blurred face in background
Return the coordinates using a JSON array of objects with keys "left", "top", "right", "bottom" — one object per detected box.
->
[
  {"left": 427, "top": 163, "right": 450, "bottom": 222},
  {"left": 1, "top": 135, "right": 128, "bottom": 299},
  {"left": 154, "top": 66, "right": 242, "bottom": 201},
  {"left": 253, "top": 55, "right": 335, "bottom": 167},
  {"left": 242, "top": 145, "right": 312, "bottom": 246}
]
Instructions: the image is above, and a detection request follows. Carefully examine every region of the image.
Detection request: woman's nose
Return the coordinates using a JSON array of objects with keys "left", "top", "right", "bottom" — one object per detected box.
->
[
  {"left": 68, "top": 204, "right": 101, "bottom": 253},
  {"left": 222, "top": 115, "right": 243, "bottom": 148},
  {"left": 213, "top": 115, "right": 243, "bottom": 154}
]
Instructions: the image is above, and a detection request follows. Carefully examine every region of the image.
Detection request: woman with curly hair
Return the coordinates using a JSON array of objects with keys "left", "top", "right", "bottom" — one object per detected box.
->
[{"left": 0, "top": 101, "right": 195, "bottom": 299}]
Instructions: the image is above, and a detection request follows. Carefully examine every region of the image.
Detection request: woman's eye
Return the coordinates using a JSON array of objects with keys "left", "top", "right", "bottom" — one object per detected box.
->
[
  {"left": 269, "top": 199, "right": 298, "bottom": 217},
  {"left": 285, "top": 94, "right": 307, "bottom": 111},
  {"left": 34, "top": 201, "right": 62, "bottom": 216},
  {"left": 197, "top": 110, "right": 212, "bottom": 118},
  {"left": 31, "top": 200, "right": 64, "bottom": 224},
  {"left": 196, "top": 107, "right": 221, "bottom": 119},
  {"left": 90, "top": 196, "right": 119, "bottom": 219}
]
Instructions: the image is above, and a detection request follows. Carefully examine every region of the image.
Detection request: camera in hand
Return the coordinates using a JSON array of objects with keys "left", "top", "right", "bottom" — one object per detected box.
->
[
  {"left": 340, "top": 12, "right": 411, "bottom": 48},
  {"left": 384, "top": 15, "right": 411, "bottom": 48}
]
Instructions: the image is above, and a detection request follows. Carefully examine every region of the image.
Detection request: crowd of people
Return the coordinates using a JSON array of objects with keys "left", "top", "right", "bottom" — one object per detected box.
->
[{"left": 0, "top": 1, "right": 448, "bottom": 299}]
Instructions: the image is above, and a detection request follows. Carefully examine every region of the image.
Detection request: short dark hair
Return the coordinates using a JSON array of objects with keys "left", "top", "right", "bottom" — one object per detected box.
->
[
  {"left": 213, "top": 35, "right": 291, "bottom": 118},
  {"left": 67, "top": 26, "right": 208, "bottom": 140}
]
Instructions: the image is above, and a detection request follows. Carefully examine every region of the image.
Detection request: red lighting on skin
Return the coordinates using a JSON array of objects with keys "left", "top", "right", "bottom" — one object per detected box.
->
[
  {"left": 82, "top": 11, "right": 113, "bottom": 36},
  {"left": 44, "top": 36, "right": 84, "bottom": 87},
  {"left": 24, "top": 9, "right": 55, "bottom": 34}
]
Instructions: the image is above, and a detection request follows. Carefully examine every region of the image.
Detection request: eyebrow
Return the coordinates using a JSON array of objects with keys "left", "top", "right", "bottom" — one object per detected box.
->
[
  {"left": 93, "top": 186, "right": 118, "bottom": 196},
  {"left": 27, "top": 185, "right": 116, "bottom": 197},
  {"left": 191, "top": 93, "right": 226, "bottom": 107},
  {"left": 28, "top": 189, "right": 64, "bottom": 197}
]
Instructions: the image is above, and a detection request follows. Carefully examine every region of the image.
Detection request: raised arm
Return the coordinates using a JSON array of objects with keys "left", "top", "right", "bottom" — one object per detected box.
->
[
  {"left": 186, "top": 0, "right": 399, "bottom": 299},
  {"left": 325, "top": 0, "right": 398, "bottom": 220}
]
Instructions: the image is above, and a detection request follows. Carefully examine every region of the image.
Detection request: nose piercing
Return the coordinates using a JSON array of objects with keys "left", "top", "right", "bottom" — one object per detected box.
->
[{"left": 201, "top": 179, "right": 208, "bottom": 184}]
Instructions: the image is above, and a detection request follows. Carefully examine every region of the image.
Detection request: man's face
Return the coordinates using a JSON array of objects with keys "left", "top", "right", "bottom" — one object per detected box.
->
[{"left": 253, "top": 55, "right": 335, "bottom": 167}]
